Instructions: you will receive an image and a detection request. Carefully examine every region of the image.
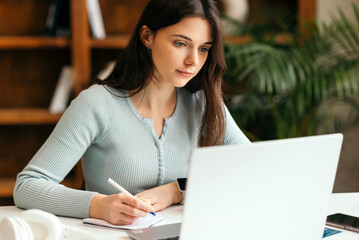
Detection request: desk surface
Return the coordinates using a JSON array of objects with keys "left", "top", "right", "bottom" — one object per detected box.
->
[
  {"left": 0, "top": 203, "right": 183, "bottom": 239},
  {"left": 1, "top": 193, "right": 359, "bottom": 240}
]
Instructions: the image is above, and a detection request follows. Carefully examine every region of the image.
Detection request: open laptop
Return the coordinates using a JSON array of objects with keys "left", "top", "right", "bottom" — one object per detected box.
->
[{"left": 127, "top": 133, "right": 343, "bottom": 240}]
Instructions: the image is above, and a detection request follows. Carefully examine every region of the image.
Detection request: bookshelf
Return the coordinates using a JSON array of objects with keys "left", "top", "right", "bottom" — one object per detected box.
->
[
  {"left": 0, "top": 37, "right": 70, "bottom": 49},
  {"left": 0, "top": 0, "right": 315, "bottom": 200}
]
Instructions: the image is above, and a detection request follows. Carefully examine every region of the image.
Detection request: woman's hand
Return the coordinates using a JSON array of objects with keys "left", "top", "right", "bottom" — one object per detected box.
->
[
  {"left": 89, "top": 193, "right": 155, "bottom": 225},
  {"left": 135, "top": 182, "right": 183, "bottom": 212}
]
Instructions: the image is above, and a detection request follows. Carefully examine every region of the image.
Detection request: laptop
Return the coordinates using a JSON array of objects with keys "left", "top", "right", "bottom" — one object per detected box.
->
[{"left": 127, "top": 134, "right": 343, "bottom": 240}]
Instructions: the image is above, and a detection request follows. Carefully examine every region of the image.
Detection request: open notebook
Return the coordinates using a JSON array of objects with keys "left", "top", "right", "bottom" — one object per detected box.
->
[{"left": 83, "top": 214, "right": 163, "bottom": 230}]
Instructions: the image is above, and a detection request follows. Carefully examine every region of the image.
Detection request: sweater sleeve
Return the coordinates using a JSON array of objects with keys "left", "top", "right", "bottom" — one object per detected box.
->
[
  {"left": 223, "top": 105, "right": 251, "bottom": 145},
  {"left": 13, "top": 86, "right": 109, "bottom": 218}
]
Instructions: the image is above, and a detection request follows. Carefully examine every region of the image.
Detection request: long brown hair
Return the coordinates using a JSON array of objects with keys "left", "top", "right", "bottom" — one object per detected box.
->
[{"left": 97, "top": 0, "right": 227, "bottom": 147}]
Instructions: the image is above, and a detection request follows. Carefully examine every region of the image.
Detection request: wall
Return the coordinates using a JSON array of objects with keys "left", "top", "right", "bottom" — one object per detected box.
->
[{"left": 317, "top": 0, "right": 358, "bottom": 24}]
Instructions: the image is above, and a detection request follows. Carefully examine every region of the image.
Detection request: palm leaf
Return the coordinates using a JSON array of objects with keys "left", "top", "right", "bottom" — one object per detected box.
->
[{"left": 223, "top": 4, "right": 359, "bottom": 140}]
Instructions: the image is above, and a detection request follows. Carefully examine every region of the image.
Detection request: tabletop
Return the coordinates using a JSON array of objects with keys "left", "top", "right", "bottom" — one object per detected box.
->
[{"left": 0, "top": 193, "right": 358, "bottom": 239}]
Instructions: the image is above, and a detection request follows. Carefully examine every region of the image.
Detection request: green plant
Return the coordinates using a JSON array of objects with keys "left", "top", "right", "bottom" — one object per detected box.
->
[{"left": 223, "top": 4, "right": 359, "bottom": 140}]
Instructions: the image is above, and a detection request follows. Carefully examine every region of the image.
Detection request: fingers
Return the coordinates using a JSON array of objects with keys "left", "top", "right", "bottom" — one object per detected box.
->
[
  {"left": 137, "top": 197, "right": 162, "bottom": 212},
  {"left": 107, "top": 193, "right": 155, "bottom": 225},
  {"left": 112, "top": 213, "right": 139, "bottom": 225},
  {"left": 97, "top": 193, "right": 157, "bottom": 225},
  {"left": 121, "top": 193, "right": 155, "bottom": 214},
  {"left": 120, "top": 200, "right": 148, "bottom": 218}
]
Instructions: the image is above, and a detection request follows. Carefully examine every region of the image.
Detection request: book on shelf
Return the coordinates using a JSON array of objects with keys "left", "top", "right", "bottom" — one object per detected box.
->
[
  {"left": 49, "top": 66, "right": 73, "bottom": 114},
  {"left": 86, "top": 0, "right": 106, "bottom": 39},
  {"left": 45, "top": 0, "right": 63, "bottom": 36},
  {"left": 56, "top": 0, "right": 71, "bottom": 38},
  {"left": 45, "top": 0, "right": 71, "bottom": 37}
]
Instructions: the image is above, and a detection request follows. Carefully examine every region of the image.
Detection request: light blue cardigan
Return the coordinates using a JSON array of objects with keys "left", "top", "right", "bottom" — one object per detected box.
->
[{"left": 14, "top": 84, "right": 250, "bottom": 218}]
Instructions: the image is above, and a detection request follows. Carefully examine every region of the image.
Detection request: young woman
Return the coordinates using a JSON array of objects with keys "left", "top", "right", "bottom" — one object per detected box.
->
[{"left": 14, "top": 0, "right": 250, "bottom": 225}]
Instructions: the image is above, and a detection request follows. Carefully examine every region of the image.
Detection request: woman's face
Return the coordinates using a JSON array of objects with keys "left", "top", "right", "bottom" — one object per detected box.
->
[{"left": 147, "top": 17, "right": 213, "bottom": 88}]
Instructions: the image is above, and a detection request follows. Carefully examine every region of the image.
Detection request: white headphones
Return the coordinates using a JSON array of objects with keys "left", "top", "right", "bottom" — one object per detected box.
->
[{"left": 0, "top": 209, "right": 98, "bottom": 240}]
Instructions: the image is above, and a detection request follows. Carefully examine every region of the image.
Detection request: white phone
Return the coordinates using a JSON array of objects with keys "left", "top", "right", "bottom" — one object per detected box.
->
[{"left": 0, "top": 209, "right": 98, "bottom": 240}]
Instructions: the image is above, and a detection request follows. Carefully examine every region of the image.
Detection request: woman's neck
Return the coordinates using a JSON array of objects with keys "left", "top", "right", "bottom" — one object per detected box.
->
[{"left": 129, "top": 81, "right": 177, "bottom": 119}]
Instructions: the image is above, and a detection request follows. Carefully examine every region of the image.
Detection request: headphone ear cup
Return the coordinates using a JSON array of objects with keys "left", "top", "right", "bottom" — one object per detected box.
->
[
  {"left": 0, "top": 216, "right": 33, "bottom": 240},
  {"left": 0, "top": 217, "right": 18, "bottom": 240},
  {"left": 12, "top": 217, "right": 34, "bottom": 240},
  {"left": 19, "top": 209, "right": 62, "bottom": 240}
]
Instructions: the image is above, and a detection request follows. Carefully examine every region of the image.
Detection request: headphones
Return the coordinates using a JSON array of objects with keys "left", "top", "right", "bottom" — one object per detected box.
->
[{"left": 0, "top": 209, "right": 98, "bottom": 240}]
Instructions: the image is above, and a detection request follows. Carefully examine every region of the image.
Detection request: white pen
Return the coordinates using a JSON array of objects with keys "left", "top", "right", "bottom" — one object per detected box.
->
[{"left": 107, "top": 177, "right": 156, "bottom": 216}]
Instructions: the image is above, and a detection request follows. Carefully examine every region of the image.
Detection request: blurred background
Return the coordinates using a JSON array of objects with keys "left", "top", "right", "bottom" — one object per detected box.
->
[{"left": 0, "top": 0, "right": 358, "bottom": 206}]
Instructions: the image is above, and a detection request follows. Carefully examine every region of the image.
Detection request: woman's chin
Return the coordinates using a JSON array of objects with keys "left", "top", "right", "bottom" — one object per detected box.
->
[{"left": 171, "top": 78, "right": 193, "bottom": 88}]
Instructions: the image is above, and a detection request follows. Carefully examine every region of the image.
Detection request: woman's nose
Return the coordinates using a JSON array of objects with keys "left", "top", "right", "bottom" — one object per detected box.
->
[{"left": 184, "top": 49, "right": 199, "bottom": 66}]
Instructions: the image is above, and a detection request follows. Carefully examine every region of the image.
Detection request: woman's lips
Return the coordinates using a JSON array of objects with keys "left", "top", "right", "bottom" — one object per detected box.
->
[{"left": 176, "top": 70, "right": 193, "bottom": 78}]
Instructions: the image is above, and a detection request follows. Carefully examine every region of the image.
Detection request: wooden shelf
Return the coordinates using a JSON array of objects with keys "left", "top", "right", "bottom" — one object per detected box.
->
[
  {"left": 0, "top": 36, "right": 70, "bottom": 49},
  {"left": 91, "top": 34, "right": 131, "bottom": 48},
  {"left": 0, "top": 108, "right": 62, "bottom": 125},
  {"left": 224, "top": 33, "right": 293, "bottom": 45}
]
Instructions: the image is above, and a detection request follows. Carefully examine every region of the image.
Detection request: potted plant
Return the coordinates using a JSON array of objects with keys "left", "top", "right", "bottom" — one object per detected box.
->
[{"left": 223, "top": 4, "right": 359, "bottom": 141}]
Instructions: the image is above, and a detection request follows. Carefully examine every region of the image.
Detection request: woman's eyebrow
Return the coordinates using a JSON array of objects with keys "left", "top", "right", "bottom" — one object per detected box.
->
[{"left": 172, "top": 34, "right": 213, "bottom": 45}]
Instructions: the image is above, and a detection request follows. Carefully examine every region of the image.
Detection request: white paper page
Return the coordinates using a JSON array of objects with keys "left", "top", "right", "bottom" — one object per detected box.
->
[{"left": 83, "top": 214, "right": 164, "bottom": 230}]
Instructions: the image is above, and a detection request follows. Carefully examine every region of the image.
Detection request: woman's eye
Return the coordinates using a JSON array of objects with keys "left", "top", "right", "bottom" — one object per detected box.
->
[
  {"left": 199, "top": 47, "right": 209, "bottom": 53},
  {"left": 175, "top": 41, "right": 186, "bottom": 47}
]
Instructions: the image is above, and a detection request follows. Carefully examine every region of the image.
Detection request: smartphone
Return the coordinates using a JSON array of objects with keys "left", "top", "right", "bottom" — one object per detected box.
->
[{"left": 326, "top": 213, "right": 359, "bottom": 233}]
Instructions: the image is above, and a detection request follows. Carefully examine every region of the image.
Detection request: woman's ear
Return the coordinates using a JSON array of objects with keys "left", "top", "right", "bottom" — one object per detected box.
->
[{"left": 140, "top": 25, "right": 154, "bottom": 50}]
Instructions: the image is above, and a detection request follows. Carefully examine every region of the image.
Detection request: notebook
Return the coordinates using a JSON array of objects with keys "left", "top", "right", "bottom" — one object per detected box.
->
[
  {"left": 127, "top": 133, "right": 343, "bottom": 240},
  {"left": 83, "top": 214, "right": 163, "bottom": 230},
  {"left": 82, "top": 214, "right": 163, "bottom": 229}
]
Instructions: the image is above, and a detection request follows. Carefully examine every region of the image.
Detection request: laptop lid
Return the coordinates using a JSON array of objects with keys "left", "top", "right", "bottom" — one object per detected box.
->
[
  {"left": 127, "top": 134, "right": 343, "bottom": 240},
  {"left": 180, "top": 133, "right": 343, "bottom": 240}
]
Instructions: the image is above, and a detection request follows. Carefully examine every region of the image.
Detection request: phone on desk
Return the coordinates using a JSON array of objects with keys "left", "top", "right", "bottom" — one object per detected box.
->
[{"left": 326, "top": 213, "right": 359, "bottom": 233}]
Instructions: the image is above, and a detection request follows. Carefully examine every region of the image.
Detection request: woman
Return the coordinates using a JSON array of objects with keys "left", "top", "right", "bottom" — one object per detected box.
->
[{"left": 14, "top": 0, "right": 250, "bottom": 225}]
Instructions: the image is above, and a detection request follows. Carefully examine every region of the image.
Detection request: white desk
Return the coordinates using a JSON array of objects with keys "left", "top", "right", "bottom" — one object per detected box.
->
[
  {"left": 0, "top": 203, "right": 183, "bottom": 239},
  {"left": 0, "top": 193, "right": 358, "bottom": 240}
]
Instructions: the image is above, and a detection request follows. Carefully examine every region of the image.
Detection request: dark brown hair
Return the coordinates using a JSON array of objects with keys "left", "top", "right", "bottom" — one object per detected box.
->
[{"left": 97, "top": 0, "right": 226, "bottom": 146}]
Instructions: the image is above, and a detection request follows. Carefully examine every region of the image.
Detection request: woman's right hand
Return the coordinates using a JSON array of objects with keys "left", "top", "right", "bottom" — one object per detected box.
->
[{"left": 89, "top": 193, "right": 155, "bottom": 225}]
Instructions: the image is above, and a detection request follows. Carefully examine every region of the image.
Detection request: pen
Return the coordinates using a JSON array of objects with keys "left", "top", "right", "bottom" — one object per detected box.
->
[{"left": 107, "top": 178, "right": 156, "bottom": 216}]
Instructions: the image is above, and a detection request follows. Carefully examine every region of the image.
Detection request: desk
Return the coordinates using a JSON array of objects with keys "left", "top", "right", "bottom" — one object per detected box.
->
[
  {"left": 0, "top": 193, "right": 358, "bottom": 240},
  {"left": 0, "top": 204, "right": 183, "bottom": 239}
]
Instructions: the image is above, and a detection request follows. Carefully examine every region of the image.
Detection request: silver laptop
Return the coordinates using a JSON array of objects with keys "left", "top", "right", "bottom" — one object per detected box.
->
[{"left": 127, "top": 134, "right": 343, "bottom": 240}]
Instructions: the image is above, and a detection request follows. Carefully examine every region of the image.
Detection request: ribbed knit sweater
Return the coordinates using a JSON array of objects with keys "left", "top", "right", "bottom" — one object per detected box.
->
[{"left": 13, "top": 84, "right": 250, "bottom": 218}]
